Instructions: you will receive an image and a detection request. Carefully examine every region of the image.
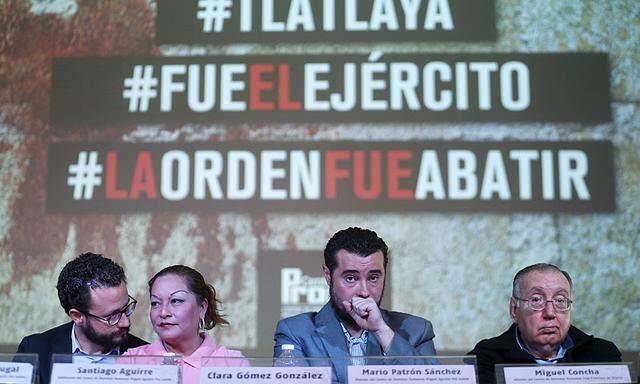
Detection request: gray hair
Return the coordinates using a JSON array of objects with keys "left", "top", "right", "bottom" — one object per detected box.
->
[{"left": 512, "top": 263, "right": 573, "bottom": 298}]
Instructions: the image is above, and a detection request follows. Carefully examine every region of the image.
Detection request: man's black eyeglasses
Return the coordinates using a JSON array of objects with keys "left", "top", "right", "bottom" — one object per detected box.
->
[{"left": 82, "top": 295, "right": 137, "bottom": 326}]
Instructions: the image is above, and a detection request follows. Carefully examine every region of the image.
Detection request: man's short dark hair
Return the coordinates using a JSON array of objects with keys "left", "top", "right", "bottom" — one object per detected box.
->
[
  {"left": 512, "top": 263, "right": 573, "bottom": 297},
  {"left": 56, "top": 252, "right": 126, "bottom": 314},
  {"left": 324, "top": 227, "right": 389, "bottom": 275}
]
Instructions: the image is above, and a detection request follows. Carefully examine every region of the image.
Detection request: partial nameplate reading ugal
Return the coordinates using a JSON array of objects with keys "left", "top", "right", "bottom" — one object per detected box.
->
[
  {"left": 50, "top": 363, "right": 180, "bottom": 384},
  {"left": 200, "top": 366, "right": 332, "bottom": 384},
  {"left": 348, "top": 365, "right": 477, "bottom": 383},
  {"left": 502, "top": 364, "right": 632, "bottom": 384},
  {"left": 0, "top": 362, "right": 34, "bottom": 384},
  {"left": 156, "top": 0, "right": 495, "bottom": 44}
]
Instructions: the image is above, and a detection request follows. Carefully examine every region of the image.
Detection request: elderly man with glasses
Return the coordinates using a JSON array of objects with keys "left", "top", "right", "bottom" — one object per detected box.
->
[
  {"left": 468, "top": 263, "right": 621, "bottom": 384},
  {"left": 17, "top": 252, "right": 147, "bottom": 384}
]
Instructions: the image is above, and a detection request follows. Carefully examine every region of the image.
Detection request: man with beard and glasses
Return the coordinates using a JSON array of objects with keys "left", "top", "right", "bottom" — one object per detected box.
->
[
  {"left": 274, "top": 227, "right": 436, "bottom": 383},
  {"left": 17, "top": 252, "right": 147, "bottom": 384}
]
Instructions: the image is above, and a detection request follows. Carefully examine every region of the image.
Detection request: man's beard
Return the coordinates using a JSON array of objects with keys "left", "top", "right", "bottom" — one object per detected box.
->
[
  {"left": 82, "top": 321, "right": 130, "bottom": 351},
  {"left": 329, "top": 276, "right": 384, "bottom": 329}
]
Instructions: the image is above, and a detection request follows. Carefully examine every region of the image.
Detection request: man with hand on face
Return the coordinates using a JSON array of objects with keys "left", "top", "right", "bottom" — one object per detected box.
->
[
  {"left": 468, "top": 263, "right": 621, "bottom": 384},
  {"left": 274, "top": 227, "right": 436, "bottom": 383},
  {"left": 17, "top": 253, "right": 147, "bottom": 384}
]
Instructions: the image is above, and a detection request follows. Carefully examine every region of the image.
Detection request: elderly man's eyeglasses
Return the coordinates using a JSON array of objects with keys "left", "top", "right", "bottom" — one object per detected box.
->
[
  {"left": 513, "top": 294, "right": 572, "bottom": 312},
  {"left": 83, "top": 295, "right": 137, "bottom": 326}
]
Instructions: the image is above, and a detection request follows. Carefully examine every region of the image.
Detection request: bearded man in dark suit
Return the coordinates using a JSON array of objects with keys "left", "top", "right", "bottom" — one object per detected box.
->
[{"left": 17, "top": 253, "right": 147, "bottom": 384}]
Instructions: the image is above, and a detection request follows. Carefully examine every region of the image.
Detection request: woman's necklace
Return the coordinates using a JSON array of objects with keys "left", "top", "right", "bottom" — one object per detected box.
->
[{"left": 161, "top": 334, "right": 205, "bottom": 356}]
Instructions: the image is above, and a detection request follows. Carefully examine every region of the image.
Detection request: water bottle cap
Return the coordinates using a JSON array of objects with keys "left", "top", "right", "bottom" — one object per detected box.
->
[{"left": 281, "top": 344, "right": 295, "bottom": 350}]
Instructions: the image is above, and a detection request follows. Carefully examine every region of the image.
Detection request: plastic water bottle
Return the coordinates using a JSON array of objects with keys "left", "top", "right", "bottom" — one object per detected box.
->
[{"left": 275, "top": 344, "right": 299, "bottom": 367}]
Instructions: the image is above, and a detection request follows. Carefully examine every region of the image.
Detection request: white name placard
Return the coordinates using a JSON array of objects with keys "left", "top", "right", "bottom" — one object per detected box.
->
[
  {"left": 348, "top": 364, "right": 477, "bottom": 383},
  {"left": 0, "top": 362, "right": 34, "bottom": 384},
  {"left": 50, "top": 363, "right": 180, "bottom": 384},
  {"left": 199, "top": 366, "right": 332, "bottom": 383},
  {"left": 503, "top": 364, "right": 632, "bottom": 384}
]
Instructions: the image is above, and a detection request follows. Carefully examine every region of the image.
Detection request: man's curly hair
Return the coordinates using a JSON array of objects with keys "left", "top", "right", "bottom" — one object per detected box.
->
[
  {"left": 324, "top": 227, "right": 389, "bottom": 275},
  {"left": 56, "top": 252, "right": 126, "bottom": 314}
]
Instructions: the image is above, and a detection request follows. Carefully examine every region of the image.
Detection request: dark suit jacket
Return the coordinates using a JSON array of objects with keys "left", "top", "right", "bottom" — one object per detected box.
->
[
  {"left": 16, "top": 322, "right": 147, "bottom": 384},
  {"left": 468, "top": 323, "right": 622, "bottom": 384},
  {"left": 274, "top": 303, "right": 436, "bottom": 383}
]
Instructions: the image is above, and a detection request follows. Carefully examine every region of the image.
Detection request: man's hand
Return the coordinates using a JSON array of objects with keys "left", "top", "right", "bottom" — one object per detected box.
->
[{"left": 344, "top": 296, "right": 395, "bottom": 352}]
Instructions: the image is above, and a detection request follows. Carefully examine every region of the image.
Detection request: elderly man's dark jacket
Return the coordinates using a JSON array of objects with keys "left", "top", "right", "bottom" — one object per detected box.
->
[
  {"left": 16, "top": 322, "right": 147, "bottom": 384},
  {"left": 468, "top": 323, "right": 621, "bottom": 384}
]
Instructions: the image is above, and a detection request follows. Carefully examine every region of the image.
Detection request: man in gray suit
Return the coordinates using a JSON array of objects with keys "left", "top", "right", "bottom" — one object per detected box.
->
[{"left": 274, "top": 227, "right": 436, "bottom": 383}]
